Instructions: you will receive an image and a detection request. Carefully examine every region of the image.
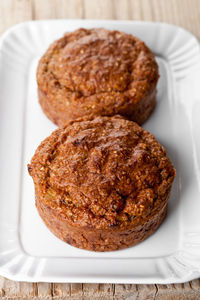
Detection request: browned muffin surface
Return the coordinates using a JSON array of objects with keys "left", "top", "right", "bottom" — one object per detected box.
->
[
  {"left": 28, "top": 116, "right": 175, "bottom": 251},
  {"left": 37, "top": 28, "right": 159, "bottom": 126}
]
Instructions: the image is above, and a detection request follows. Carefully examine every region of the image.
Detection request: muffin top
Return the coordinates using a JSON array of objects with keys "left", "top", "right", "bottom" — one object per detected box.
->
[
  {"left": 28, "top": 116, "right": 175, "bottom": 230},
  {"left": 37, "top": 28, "right": 158, "bottom": 104}
]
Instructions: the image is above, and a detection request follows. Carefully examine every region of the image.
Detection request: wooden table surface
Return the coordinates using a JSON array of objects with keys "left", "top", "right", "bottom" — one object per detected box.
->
[{"left": 0, "top": 0, "right": 200, "bottom": 299}]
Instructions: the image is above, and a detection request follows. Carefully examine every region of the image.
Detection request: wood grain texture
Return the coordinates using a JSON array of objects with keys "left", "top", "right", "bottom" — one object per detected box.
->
[
  {"left": 0, "top": 0, "right": 32, "bottom": 35},
  {"left": 84, "top": 0, "right": 114, "bottom": 19},
  {"left": 0, "top": 0, "right": 200, "bottom": 299}
]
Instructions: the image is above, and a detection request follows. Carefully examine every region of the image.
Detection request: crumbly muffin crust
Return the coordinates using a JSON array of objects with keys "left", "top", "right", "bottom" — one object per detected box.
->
[
  {"left": 37, "top": 28, "right": 159, "bottom": 126},
  {"left": 28, "top": 116, "right": 175, "bottom": 251}
]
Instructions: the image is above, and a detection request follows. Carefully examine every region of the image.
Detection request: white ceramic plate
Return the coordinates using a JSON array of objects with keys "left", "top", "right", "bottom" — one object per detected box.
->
[{"left": 0, "top": 20, "right": 200, "bottom": 284}]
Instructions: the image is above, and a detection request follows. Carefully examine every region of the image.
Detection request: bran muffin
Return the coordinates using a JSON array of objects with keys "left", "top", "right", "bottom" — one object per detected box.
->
[
  {"left": 37, "top": 28, "right": 159, "bottom": 127},
  {"left": 28, "top": 115, "right": 175, "bottom": 251}
]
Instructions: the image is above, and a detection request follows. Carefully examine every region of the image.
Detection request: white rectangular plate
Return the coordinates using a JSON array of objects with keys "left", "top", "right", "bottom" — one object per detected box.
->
[{"left": 0, "top": 20, "right": 200, "bottom": 284}]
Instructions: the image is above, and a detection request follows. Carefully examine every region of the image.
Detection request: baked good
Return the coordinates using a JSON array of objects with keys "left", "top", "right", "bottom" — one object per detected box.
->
[
  {"left": 28, "top": 115, "right": 175, "bottom": 251},
  {"left": 37, "top": 28, "right": 159, "bottom": 127}
]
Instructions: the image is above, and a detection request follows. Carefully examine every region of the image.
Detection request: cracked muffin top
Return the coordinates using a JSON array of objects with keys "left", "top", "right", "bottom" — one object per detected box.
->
[
  {"left": 37, "top": 28, "right": 159, "bottom": 126},
  {"left": 28, "top": 116, "right": 175, "bottom": 230}
]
